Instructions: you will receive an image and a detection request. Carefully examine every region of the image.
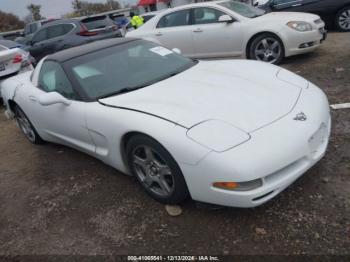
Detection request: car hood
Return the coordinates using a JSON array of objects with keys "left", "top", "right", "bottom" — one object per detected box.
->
[
  {"left": 99, "top": 60, "right": 304, "bottom": 132},
  {"left": 257, "top": 12, "right": 320, "bottom": 24}
]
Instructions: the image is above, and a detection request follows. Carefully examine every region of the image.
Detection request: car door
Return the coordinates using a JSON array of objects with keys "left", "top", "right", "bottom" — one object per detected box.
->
[
  {"left": 191, "top": 7, "right": 243, "bottom": 58},
  {"left": 15, "top": 60, "right": 95, "bottom": 154},
  {"left": 153, "top": 9, "right": 195, "bottom": 57}
]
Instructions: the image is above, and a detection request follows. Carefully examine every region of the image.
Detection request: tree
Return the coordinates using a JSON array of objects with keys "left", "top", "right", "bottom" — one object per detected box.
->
[
  {"left": 70, "top": 0, "right": 122, "bottom": 17},
  {"left": 72, "top": 0, "right": 83, "bottom": 15},
  {"left": 0, "top": 11, "right": 25, "bottom": 32},
  {"left": 27, "top": 4, "right": 43, "bottom": 21},
  {"left": 107, "top": 0, "right": 122, "bottom": 10}
]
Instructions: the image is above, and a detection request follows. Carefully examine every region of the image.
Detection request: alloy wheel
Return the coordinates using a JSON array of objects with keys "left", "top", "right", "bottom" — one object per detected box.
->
[
  {"left": 338, "top": 9, "right": 350, "bottom": 30},
  {"left": 132, "top": 145, "right": 175, "bottom": 197},
  {"left": 254, "top": 37, "right": 282, "bottom": 64},
  {"left": 15, "top": 108, "right": 36, "bottom": 143}
]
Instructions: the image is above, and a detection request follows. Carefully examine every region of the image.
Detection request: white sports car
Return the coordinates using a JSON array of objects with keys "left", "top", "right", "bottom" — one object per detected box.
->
[
  {"left": 126, "top": 0, "right": 327, "bottom": 64},
  {"left": 1, "top": 38, "right": 331, "bottom": 208}
]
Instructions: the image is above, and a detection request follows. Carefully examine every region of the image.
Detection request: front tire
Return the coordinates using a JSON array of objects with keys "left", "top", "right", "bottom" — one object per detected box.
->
[
  {"left": 14, "top": 105, "right": 43, "bottom": 144},
  {"left": 126, "top": 134, "right": 189, "bottom": 204},
  {"left": 248, "top": 33, "right": 284, "bottom": 64},
  {"left": 335, "top": 6, "right": 350, "bottom": 32}
]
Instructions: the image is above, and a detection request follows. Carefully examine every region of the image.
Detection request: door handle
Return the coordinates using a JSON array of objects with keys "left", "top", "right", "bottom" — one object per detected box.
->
[
  {"left": 29, "top": 96, "right": 38, "bottom": 102},
  {"left": 193, "top": 28, "right": 203, "bottom": 33},
  {"left": 155, "top": 32, "right": 163, "bottom": 36}
]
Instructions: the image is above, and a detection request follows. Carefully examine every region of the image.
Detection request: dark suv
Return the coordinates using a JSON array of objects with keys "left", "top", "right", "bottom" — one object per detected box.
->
[
  {"left": 259, "top": 0, "right": 350, "bottom": 31},
  {"left": 15, "top": 19, "right": 59, "bottom": 45},
  {"left": 27, "top": 18, "right": 122, "bottom": 62}
]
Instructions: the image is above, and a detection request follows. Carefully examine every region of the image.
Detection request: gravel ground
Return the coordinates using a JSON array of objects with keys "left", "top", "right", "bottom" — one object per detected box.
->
[{"left": 0, "top": 32, "right": 349, "bottom": 256}]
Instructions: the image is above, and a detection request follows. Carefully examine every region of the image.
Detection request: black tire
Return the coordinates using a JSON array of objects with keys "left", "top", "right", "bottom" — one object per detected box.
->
[
  {"left": 335, "top": 6, "right": 350, "bottom": 32},
  {"left": 14, "top": 105, "right": 44, "bottom": 144},
  {"left": 248, "top": 33, "right": 284, "bottom": 65},
  {"left": 126, "top": 134, "right": 189, "bottom": 204}
]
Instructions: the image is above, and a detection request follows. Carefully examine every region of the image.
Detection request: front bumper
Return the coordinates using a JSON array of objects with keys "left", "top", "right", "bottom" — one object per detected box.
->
[
  {"left": 181, "top": 83, "right": 331, "bottom": 208},
  {"left": 283, "top": 26, "right": 326, "bottom": 57}
]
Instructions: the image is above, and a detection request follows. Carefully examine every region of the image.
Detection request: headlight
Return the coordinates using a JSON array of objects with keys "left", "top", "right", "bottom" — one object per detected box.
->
[
  {"left": 186, "top": 120, "right": 250, "bottom": 152},
  {"left": 287, "top": 21, "right": 313, "bottom": 32}
]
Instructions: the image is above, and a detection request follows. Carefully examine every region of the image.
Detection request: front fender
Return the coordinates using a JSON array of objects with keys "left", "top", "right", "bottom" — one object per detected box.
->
[
  {"left": 85, "top": 102, "right": 212, "bottom": 175},
  {"left": 0, "top": 77, "right": 22, "bottom": 116}
]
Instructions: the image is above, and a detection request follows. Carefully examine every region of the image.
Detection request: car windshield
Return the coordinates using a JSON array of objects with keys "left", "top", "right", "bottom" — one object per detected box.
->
[
  {"left": 218, "top": 1, "right": 265, "bottom": 18},
  {"left": 63, "top": 40, "right": 196, "bottom": 100}
]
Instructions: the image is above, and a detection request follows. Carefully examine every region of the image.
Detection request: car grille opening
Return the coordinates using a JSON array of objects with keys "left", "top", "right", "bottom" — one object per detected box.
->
[{"left": 299, "top": 42, "right": 316, "bottom": 49}]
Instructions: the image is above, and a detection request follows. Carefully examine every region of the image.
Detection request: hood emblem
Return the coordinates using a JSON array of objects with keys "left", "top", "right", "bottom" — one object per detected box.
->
[{"left": 294, "top": 112, "right": 307, "bottom": 121}]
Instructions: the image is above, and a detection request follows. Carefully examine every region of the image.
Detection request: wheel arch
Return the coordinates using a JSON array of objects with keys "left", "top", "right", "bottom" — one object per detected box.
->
[
  {"left": 245, "top": 31, "right": 285, "bottom": 59},
  {"left": 7, "top": 99, "right": 18, "bottom": 115},
  {"left": 120, "top": 131, "right": 149, "bottom": 173}
]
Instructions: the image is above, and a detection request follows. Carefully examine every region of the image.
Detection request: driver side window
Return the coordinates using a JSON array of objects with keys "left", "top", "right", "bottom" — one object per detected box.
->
[
  {"left": 193, "top": 8, "right": 227, "bottom": 24},
  {"left": 32, "top": 28, "right": 47, "bottom": 44},
  {"left": 38, "top": 61, "right": 77, "bottom": 100}
]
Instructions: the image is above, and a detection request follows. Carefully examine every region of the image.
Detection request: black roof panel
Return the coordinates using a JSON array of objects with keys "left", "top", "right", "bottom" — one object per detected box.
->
[{"left": 47, "top": 37, "right": 139, "bottom": 63}]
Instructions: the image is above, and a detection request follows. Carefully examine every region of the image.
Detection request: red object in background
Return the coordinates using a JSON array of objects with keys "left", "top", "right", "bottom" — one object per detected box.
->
[
  {"left": 77, "top": 23, "right": 98, "bottom": 36},
  {"left": 12, "top": 54, "right": 23, "bottom": 64}
]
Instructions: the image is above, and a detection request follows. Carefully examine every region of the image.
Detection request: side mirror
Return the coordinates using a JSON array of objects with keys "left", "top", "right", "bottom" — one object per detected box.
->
[
  {"left": 39, "top": 92, "right": 71, "bottom": 107},
  {"left": 172, "top": 48, "right": 181, "bottom": 54},
  {"left": 218, "top": 15, "right": 234, "bottom": 23}
]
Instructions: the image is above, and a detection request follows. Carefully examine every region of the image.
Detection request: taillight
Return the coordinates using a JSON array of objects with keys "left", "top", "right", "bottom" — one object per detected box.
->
[
  {"left": 77, "top": 23, "right": 98, "bottom": 36},
  {"left": 13, "top": 54, "right": 23, "bottom": 64}
]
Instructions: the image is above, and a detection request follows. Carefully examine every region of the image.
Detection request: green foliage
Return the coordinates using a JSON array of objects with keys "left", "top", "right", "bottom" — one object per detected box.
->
[
  {"left": 0, "top": 10, "right": 25, "bottom": 32},
  {"left": 71, "top": 0, "right": 122, "bottom": 16}
]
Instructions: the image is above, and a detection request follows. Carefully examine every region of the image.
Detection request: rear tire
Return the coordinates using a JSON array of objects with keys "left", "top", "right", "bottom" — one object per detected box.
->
[
  {"left": 14, "top": 105, "right": 44, "bottom": 144},
  {"left": 335, "top": 6, "right": 350, "bottom": 32},
  {"left": 248, "top": 33, "right": 284, "bottom": 65},
  {"left": 126, "top": 134, "right": 189, "bottom": 204}
]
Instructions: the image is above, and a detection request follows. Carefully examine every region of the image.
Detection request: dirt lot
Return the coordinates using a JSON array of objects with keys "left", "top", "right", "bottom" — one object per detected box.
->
[{"left": 0, "top": 32, "right": 349, "bottom": 256}]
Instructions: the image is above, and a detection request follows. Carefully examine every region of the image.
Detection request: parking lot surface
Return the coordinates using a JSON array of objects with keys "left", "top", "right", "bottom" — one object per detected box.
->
[{"left": 0, "top": 32, "right": 349, "bottom": 255}]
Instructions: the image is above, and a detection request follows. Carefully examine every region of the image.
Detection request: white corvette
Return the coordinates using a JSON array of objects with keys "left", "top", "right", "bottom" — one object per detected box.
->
[
  {"left": 1, "top": 38, "right": 331, "bottom": 208},
  {"left": 127, "top": 0, "right": 327, "bottom": 64}
]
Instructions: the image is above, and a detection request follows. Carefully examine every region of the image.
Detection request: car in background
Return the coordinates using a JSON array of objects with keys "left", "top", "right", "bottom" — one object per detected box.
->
[
  {"left": 0, "top": 30, "right": 24, "bottom": 41},
  {"left": 258, "top": 0, "right": 350, "bottom": 31},
  {"left": 15, "top": 18, "right": 59, "bottom": 45},
  {"left": 79, "top": 14, "right": 121, "bottom": 34},
  {"left": 0, "top": 43, "right": 33, "bottom": 96},
  {"left": 112, "top": 14, "right": 130, "bottom": 29},
  {"left": 122, "top": 11, "right": 163, "bottom": 36},
  {"left": 127, "top": 0, "right": 326, "bottom": 64},
  {"left": 26, "top": 19, "right": 122, "bottom": 62},
  {"left": 0, "top": 40, "right": 36, "bottom": 65}
]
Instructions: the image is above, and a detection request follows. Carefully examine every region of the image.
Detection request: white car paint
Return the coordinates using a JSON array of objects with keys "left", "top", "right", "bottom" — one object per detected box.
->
[
  {"left": 0, "top": 47, "right": 33, "bottom": 97},
  {"left": 1, "top": 50, "right": 331, "bottom": 208},
  {"left": 126, "top": 0, "right": 325, "bottom": 60}
]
